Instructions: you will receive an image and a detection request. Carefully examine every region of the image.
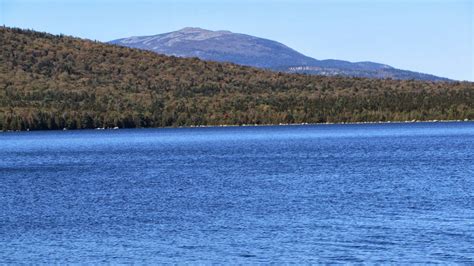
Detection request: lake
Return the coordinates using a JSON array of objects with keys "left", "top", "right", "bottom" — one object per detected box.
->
[{"left": 0, "top": 122, "right": 473, "bottom": 263}]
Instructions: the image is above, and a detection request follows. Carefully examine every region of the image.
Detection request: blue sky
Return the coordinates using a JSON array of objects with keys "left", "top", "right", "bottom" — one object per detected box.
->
[{"left": 1, "top": 0, "right": 473, "bottom": 81}]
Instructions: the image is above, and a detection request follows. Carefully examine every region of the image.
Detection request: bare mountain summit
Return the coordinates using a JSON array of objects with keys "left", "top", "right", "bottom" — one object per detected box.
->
[{"left": 110, "top": 27, "right": 449, "bottom": 81}]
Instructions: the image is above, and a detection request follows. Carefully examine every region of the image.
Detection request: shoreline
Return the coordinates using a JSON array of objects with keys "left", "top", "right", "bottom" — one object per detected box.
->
[
  {"left": 0, "top": 119, "right": 471, "bottom": 133},
  {"left": 188, "top": 118, "right": 472, "bottom": 128}
]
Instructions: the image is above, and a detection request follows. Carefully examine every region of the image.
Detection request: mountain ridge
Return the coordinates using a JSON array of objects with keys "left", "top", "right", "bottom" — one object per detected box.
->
[{"left": 110, "top": 27, "right": 449, "bottom": 81}]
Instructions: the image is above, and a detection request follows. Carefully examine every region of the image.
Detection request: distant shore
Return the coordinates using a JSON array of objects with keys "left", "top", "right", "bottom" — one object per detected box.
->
[
  {"left": 187, "top": 119, "right": 472, "bottom": 128},
  {"left": 1, "top": 119, "right": 471, "bottom": 133}
]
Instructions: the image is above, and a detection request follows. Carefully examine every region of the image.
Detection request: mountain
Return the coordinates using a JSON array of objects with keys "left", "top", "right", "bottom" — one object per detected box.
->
[
  {"left": 110, "top": 27, "right": 449, "bottom": 81},
  {"left": 1, "top": 27, "right": 472, "bottom": 131}
]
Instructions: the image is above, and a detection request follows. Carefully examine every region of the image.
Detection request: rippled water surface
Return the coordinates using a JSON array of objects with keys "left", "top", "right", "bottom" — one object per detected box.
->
[{"left": 1, "top": 122, "right": 473, "bottom": 263}]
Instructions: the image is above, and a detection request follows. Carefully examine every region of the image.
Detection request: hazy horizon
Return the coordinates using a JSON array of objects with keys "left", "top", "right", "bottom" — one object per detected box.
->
[{"left": 1, "top": 0, "right": 472, "bottom": 81}]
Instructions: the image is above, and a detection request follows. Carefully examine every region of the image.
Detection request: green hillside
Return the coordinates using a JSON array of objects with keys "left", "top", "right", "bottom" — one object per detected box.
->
[{"left": 0, "top": 27, "right": 473, "bottom": 130}]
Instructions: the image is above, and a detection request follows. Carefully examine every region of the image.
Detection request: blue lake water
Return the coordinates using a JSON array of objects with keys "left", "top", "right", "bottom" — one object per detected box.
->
[{"left": 0, "top": 122, "right": 473, "bottom": 263}]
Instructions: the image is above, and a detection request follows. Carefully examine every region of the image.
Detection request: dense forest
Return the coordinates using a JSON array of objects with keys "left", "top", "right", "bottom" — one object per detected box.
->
[{"left": 1, "top": 26, "right": 473, "bottom": 130}]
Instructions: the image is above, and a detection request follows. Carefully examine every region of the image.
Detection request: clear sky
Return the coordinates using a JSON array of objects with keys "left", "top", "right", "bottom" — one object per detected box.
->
[{"left": 1, "top": 0, "right": 473, "bottom": 81}]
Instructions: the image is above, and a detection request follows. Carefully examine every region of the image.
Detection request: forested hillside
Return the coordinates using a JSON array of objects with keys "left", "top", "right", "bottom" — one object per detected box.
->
[{"left": 1, "top": 27, "right": 473, "bottom": 130}]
